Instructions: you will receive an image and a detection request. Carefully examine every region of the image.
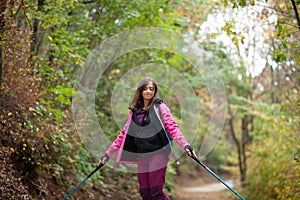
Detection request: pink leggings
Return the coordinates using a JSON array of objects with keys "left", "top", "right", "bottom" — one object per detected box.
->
[{"left": 137, "top": 153, "right": 170, "bottom": 200}]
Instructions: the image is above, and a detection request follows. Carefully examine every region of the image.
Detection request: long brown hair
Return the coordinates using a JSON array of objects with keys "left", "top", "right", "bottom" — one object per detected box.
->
[{"left": 130, "top": 77, "right": 159, "bottom": 112}]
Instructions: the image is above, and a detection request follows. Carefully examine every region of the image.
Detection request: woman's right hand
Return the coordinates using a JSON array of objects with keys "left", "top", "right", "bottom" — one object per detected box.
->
[
  {"left": 184, "top": 145, "right": 197, "bottom": 158},
  {"left": 97, "top": 153, "right": 110, "bottom": 167}
]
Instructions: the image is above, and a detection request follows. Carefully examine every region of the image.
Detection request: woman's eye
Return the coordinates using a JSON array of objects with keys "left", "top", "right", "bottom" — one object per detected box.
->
[{"left": 143, "top": 87, "right": 154, "bottom": 91}]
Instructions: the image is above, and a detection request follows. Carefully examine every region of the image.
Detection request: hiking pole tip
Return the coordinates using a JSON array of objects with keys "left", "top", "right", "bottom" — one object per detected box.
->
[{"left": 190, "top": 154, "right": 246, "bottom": 200}]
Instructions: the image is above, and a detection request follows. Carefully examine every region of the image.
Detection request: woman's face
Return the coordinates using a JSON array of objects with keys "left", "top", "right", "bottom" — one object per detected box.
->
[{"left": 141, "top": 82, "right": 155, "bottom": 101}]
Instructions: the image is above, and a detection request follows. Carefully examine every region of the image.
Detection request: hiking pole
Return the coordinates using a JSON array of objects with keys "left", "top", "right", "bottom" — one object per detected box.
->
[
  {"left": 190, "top": 155, "right": 246, "bottom": 200},
  {"left": 62, "top": 164, "right": 103, "bottom": 200}
]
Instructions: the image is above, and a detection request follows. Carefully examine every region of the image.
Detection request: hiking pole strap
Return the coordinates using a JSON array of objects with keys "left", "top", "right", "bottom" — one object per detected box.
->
[
  {"left": 62, "top": 164, "right": 103, "bottom": 200},
  {"left": 191, "top": 155, "right": 245, "bottom": 200}
]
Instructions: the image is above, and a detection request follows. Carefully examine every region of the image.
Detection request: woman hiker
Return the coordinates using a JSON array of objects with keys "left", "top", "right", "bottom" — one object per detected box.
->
[{"left": 98, "top": 76, "right": 196, "bottom": 200}]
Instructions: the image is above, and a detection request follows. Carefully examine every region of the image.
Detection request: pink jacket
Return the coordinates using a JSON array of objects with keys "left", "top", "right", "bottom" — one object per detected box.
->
[{"left": 106, "top": 103, "right": 190, "bottom": 164}]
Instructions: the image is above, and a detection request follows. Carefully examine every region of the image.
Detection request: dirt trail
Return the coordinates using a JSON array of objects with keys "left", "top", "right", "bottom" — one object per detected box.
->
[
  {"left": 174, "top": 179, "right": 238, "bottom": 200},
  {"left": 173, "top": 166, "right": 240, "bottom": 200},
  {"left": 181, "top": 179, "right": 235, "bottom": 192}
]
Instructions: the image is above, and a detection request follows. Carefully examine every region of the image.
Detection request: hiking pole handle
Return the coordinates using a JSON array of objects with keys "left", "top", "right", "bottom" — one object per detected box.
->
[
  {"left": 62, "top": 164, "right": 103, "bottom": 200},
  {"left": 190, "top": 155, "right": 245, "bottom": 200}
]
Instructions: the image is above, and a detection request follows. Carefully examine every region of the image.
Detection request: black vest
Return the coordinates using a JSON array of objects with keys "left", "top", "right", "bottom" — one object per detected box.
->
[{"left": 121, "top": 101, "right": 172, "bottom": 162}]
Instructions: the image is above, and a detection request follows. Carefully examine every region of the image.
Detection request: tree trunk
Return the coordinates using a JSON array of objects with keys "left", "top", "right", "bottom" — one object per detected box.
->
[
  {"left": 228, "top": 104, "right": 246, "bottom": 186},
  {"left": 30, "top": 0, "right": 45, "bottom": 56},
  {"left": 228, "top": 103, "right": 254, "bottom": 187},
  {"left": 0, "top": 0, "right": 6, "bottom": 91},
  {"left": 241, "top": 114, "right": 254, "bottom": 184}
]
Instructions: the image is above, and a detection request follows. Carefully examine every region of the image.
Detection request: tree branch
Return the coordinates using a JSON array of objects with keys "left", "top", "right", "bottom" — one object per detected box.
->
[
  {"left": 80, "top": 0, "right": 96, "bottom": 4},
  {"left": 290, "top": 0, "right": 300, "bottom": 30}
]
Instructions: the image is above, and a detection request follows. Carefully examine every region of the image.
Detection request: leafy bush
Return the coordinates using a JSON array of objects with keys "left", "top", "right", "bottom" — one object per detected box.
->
[{"left": 244, "top": 105, "right": 299, "bottom": 199}]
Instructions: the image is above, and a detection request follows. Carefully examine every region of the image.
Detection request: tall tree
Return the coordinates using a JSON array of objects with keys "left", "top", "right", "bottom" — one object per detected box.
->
[{"left": 0, "top": 0, "right": 6, "bottom": 90}]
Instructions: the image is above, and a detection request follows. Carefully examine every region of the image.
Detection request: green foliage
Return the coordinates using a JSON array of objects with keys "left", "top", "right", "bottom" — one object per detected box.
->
[
  {"left": 52, "top": 128, "right": 106, "bottom": 187},
  {"left": 221, "top": 20, "right": 245, "bottom": 46},
  {"left": 244, "top": 105, "right": 300, "bottom": 199},
  {"left": 165, "top": 162, "right": 178, "bottom": 198},
  {"left": 73, "top": 146, "right": 105, "bottom": 186},
  {"left": 222, "top": 0, "right": 255, "bottom": 8}
]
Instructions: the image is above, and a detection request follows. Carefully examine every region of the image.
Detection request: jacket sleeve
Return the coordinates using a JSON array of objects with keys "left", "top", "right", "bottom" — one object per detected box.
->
[
  {"left": 105, "top": 111, "right": 132, "bottom": 157},
  {"left": 159, "top": 103, "right": 189, "bottom": 149}
]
